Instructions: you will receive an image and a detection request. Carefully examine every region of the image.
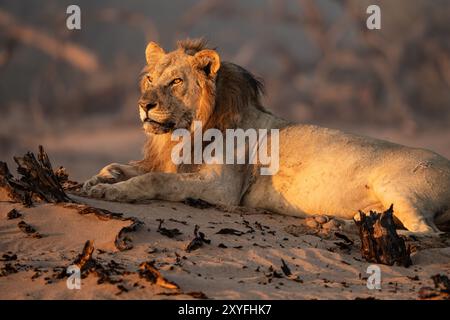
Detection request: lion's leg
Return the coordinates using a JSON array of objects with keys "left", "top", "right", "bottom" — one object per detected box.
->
[
  {"left": 83, "top": 163, "right": 144, "bottom": 191},
  {"left": 371, "top": 183, "right": 439, "bottom": 233},
  {"left": 85, "top": 170, "right": 242, "bottom": 205}
]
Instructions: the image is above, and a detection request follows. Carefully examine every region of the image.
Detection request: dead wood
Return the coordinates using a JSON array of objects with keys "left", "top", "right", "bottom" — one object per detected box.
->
[
  {"left": 157, "top": 219, "right": 182, "bottom": 238},
  {"left": 185, "top": 225, "right": 211, "bottom": 253},
  {"left": 54, "top": 166, "right": 82, "bottom": 191},
  {"left": 0, "top": 146, "right": 71, "bottom": 205},
  {"left": 216, "top": 228, "right": 245, "bottom": 236},
  {"left": 0, "top": 263, "right": 18, "bottom": 277},
  {"left": 138, "top": 261, "right": 179, "bottom": 290},
  {"left": 6, "top": 208, "right": 22, "bottom": 220},
  {"left": 73, "top": 240, "right": 95, "bottom": 272},
  {"left": 0, "top": 253, "right": 17, "bottom": 261},
  {"left": 183, "top": 197, "right": 214, "bottom": 209},
  {"left": 419, "top": 274, "right": 450, "bottom": 300},
  {"left": 114, "top": 219, "right": 143, "bottom": 251},
  {"left": 17, "top": 220, "right": 42, "bottom": 238},
  {"left": 0, "top": 161, "right": 33, "bottom": 206},
  {"left": 14, "top": 146, "right": 71, "bottom": 203},
  {"left": 61, "top": 240, "right": 127, "bottom": 284},
  {"left": 280, "top": 259, "right": 292, "bottom": 277},
  {"left": 354, "top": 204, "right": 412, "bottom": 267}
]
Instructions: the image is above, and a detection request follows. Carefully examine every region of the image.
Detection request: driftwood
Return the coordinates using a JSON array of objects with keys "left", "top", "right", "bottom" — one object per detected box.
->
[
  {"left": 0, "top": 146, "right": 71, "bottom": 205},
  {"left": 73, "top": 240, "right": 95, "bottom": 272},
  {"left": 60, "top": 240, "right": 127, "bottom": 284},
  {"left": 157, "top": 219, "right": 183, "bottom": 238},
  {"left": 138, "top": 261, "right": 179, "bottom": 289},
  {"left": 0, "top": 162, "right": 33, "bottom": 206},
  {"left": 419, "top": 274, "right": 450, "bottom": 300},
  {"left": 17, "top": 220, "right": 42, "bottom": 238},
  {"left": 14, "top": 145, "right": 71, "bottom": 203},
  {"left": 6, "top": 208, "right": 22, "bottom": 220},
  {"left": 354, "top": 204, "right": 412, "bottom": 267},
  {"left": 185, "top": 225, "right": 211, "bottom": 253},
  {"left": 54, "top": 166, "right": 82, "bottom": 191}
]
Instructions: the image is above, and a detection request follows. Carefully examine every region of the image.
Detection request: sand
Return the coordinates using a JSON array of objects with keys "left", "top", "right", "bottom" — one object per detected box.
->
[{"left": 1, "top": 193, "right": 449, "bottom": 300}]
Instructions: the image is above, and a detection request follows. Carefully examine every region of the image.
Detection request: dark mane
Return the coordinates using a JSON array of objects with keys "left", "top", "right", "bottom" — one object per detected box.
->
[
  {"left": 177, "top": 38, "right": 210, "bottom": 55},
  {"left": 177, "top": 38, "right": 265, "bottom": 110},
  {"left": 203, "top": 61, "right": 267, "bottom": 131}
]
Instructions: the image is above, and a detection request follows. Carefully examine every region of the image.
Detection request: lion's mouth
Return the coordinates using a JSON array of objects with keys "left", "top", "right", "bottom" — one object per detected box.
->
[{"left": 143, "top": 118, "right": 176, "bottom": 133}]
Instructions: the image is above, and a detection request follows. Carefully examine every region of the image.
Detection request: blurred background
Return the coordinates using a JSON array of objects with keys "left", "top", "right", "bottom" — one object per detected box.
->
[{"left": 1, "top": 0, "right": 450, "bottom": 181}]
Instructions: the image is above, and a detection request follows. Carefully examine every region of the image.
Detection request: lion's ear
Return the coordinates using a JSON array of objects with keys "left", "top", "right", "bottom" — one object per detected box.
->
[
  {"left": 194, "top": 49, "right": 220, "bottom": 77},
  {"left": 145, "top": 42, "right": 165, "bottom": 65}
]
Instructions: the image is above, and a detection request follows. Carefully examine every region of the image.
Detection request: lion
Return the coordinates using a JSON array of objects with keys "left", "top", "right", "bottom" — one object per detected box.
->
[{"left": 83, "top": 38, "right": 450, "bottom": 233}]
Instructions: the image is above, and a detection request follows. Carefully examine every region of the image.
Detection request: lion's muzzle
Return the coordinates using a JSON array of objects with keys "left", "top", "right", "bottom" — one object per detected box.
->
[{"left": 139, "top": 99, "right": 158, "bottom": 112}]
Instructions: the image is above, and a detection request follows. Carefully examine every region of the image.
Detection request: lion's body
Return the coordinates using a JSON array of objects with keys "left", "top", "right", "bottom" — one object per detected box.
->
[
  {"left": 244, "top": 121, "right": 450, "bottom": 232},
  {"left": 84, "top": 39, "right": 450, "bottom": 233}
]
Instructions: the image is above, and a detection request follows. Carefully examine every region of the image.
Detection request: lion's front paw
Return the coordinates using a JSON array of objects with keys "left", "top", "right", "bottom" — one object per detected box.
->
[
  {"left": 82, "top": 164, "right": 127, "bottom": 192},
  {"left": 82, "top": 176, "right": 101, "bottom": 193},
  {"left": 87, "top": 183, "right": 123, "bottom": 201}
]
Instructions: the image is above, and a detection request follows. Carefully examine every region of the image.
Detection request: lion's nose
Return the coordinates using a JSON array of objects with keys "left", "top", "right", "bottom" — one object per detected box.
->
[{"left": 139, "top": 100, "right": 158, "bottom": 112}]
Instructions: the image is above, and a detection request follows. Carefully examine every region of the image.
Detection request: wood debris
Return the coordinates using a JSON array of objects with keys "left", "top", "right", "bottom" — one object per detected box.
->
[
  {"left": 0, "top": 263, "right": 18, "bottom": 277},
  {"left": 183, "top": 197, "right": 214, "bottom": 209},
  {"left": 185, "top": 225, "right": 211, "bottom": 253},
  {"left": 419, "top": 274, "right": 450, "bottom": 300},
  {"left": 280, "top": 259, "right": 292, "bottom": 276},
  {"left": 157, "top": 219, "right": 182, "bottom": 238},
  {"left": 216, "top": 228, "right": 245, "bottom": 236},
  {"left": 1, "top": 253, "right": 17, "bottom": 261},
  {"left": 138, "top": 261, "right": 179, "bottom": 290},
  {"left": 54, "top": 166, "right": 81, "bottom": 191},
  {"left": 17, "top": 220, "right": 42, "bottom": 238},
  {"left": 354, "top": 204, "right": 412, "bottom": 267},
  {"left": 73, "top": 240, "right": 95, "bottom": 273},
  {"left": 0, "top": 146, "right": 74, "bottom": 206},
  {"left": 6, "top": 208, "right": 22, "bottom": 219}
]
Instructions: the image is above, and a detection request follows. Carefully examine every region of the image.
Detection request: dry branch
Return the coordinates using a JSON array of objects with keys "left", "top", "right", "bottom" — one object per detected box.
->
[
  {"left": 139, "top": 261, "right": 179, "bottom": 290},
  {"left": 419, "top": 274, "right": 450, "bottom": 300},
  {"left": 354, "top": 205, "right": 412, "bottom": 267},
  {"left": 73, "top": 240, "right": 95, "bottom": 272},
  {"left": 185, "top": 225, "right": 211, "bottom": 253},
  {"left": 0, "top": 162, "right": 33, "bottom": 206},
  {"left": 0, "top": 146, "right": 73, "bottom": 205}
]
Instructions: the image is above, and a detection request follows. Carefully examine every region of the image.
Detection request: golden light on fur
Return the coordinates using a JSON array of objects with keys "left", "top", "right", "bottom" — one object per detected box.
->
[{"left": 84, "top": 38, "right": 450, "bottom": 234}]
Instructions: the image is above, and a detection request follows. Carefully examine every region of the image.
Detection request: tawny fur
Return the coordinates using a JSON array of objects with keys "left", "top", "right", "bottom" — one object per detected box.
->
[{"left": 83, "top": 38, "right": 450, "bottom": 233}]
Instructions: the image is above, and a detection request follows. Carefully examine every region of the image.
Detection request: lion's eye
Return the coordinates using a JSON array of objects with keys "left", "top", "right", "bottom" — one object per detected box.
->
[
  {"left": 146, "top": 75, "right": 152, "bottom": 84},
  {"left": 171, "top": 78, "right": 183, "bottom": 86}
]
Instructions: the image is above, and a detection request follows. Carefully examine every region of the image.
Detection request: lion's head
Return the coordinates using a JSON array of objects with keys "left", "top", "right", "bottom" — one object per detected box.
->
[
  {"left": 137, "top": 38, "right": 266, "bottom": 171},
  {"left": 139, "top": 39, "right": 218, "bottom": 134},
  {"left": 139, "top": 38, "right": 265, "bottom": 135}
]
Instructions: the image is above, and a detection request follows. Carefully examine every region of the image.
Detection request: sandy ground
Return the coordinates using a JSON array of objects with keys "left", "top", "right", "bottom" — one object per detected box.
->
[{"left": 1, "top": 193, "right": 449, "bottom": 300}]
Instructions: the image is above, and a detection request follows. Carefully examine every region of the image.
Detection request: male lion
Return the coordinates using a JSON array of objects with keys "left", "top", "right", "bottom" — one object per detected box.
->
[{"left": 83, "top": 39, "right": 450, "bottom": 233}]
